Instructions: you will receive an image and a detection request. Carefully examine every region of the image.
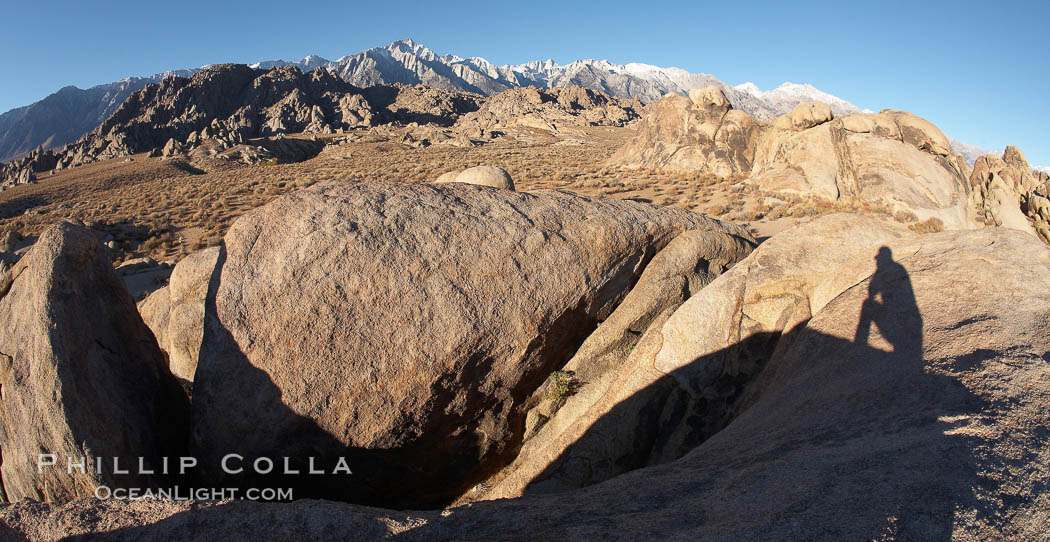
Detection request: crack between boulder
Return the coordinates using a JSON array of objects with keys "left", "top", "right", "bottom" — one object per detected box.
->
[
  {"left": 0, "top": 349, "right": 7, "bottom": 503},
  {"left": 0, "top": 260, "right": 28, "bottom": 301}
]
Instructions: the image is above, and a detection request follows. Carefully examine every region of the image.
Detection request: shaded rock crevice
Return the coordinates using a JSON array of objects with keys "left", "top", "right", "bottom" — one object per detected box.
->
[
  {"left": 0, "top": 349, "right": 7, "bottom": 503},
  {"left": 186, "top": 181, "right": 751, "bottom": 509},
  {"left": 466, "top": 227, "right": 756, "bottom": 501}
]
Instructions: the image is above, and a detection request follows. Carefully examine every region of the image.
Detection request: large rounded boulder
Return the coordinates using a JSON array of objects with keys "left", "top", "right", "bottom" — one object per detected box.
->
[
  {"left": 0, "top": 222, "right": 189, "bottom": 503},
  {"left": 190, "top": 180, "right": 752, "bottom": 508},
  {"left": 454, "top": 165, "right": 516, "bottom": 190},
  {"left": 5, "top": 224, "right": 1049, "bottom": 540}
]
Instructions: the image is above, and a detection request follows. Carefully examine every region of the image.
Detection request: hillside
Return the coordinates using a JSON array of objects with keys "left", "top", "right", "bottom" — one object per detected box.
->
[{"left": 0, "top": 39, "right": 863, "bottom": 163}]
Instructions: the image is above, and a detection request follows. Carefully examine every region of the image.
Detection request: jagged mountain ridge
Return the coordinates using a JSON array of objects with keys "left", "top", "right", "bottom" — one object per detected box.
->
[
  {"left": 2, "top": 39, "right": 864, "bottom": 162},
  {"left": 733, "top": 81, "right": 871, "bottom": 117},
  {"left": 250, "top": 39, "right": 838, "bottom": 120},
  {"left": 0, "top": 64, "right": 386, "bottom": 180},
  {"left": 0, "top": 70, "right": 195, "bottom": 162},
  {"left": 0, "top": 64, "right": 645, "bottom": 187},
  {"left": 949, "top": 137, "right": 1003, "bottom": 167}
]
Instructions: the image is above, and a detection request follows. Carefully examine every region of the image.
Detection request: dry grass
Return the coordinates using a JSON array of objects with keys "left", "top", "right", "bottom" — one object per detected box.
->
[
  {"left": 908, "top": 217, "right": 945, "bottom": 234},
  {"left": 0, "top": 125, "right": 903, "bottom": 263}
]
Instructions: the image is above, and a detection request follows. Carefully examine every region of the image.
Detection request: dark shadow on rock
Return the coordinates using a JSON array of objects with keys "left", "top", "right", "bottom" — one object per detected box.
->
[
  {"left": 49, "top": 247, "right": 996, "bottom": 540},
  {"left": 361, "top": 86, "right": 482, "bottom": 127},
  {"left": 187, "top": 243, "right": 358, "bottom": 504},
  {"left": 254, "top": 138, "right": 325, "bottom": 163},
  {"left": 503, "top": 246, "right": 986, "bottom": 539},
  {"left": 186, "top": 243, "right": 608, "bottom": 510},
  {"left": 0, "top": 521, "right": 27, "bottom": 542},
  {"left": 854, "top": 246, "right": 921, "bottom": 355},
  {"left": 181, "top": 233, "right": 667, "bottom": 511},
  {"left": 524, "top": 331, "right": 784, "bottom": 494}
]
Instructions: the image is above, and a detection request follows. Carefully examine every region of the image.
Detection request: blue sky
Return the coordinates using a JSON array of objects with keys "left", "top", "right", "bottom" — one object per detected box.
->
[{"left": 1, "top": 0, "right": 1047, "bottom": 164}]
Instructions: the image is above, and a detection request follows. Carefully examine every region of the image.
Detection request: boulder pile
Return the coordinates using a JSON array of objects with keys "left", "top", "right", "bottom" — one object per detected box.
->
[
  {"left": 968, "top": 145, "right": 1050, "bottom": 243},
  {"left": 609, "top": 86, "right": 1000, "bottom": 231},
  {"left": 608, "top": 87, "right": 761, "bottom": 176},
  {"left": 1, "top": 183, "right": 1048, "bottom": 540},
  {"left": 454, "top": 86, "right": 641, "bottom": 140},
  {"left": 0, "top": 207, "right": 1041, "bottom": 537},
  {"left": 187, "top": 181, "right": 750, "bottom": 508}
]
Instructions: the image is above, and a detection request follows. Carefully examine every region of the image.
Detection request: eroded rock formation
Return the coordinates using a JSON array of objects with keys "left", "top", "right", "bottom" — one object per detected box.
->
[
  {"left": 454, "top": 86, "right": 640, "bottom": 139},
  {"left": 609, "top": 87, "right": 1020, "bottom": 231},
  {"left": 2, "top": 215, "right": 1047, "bottom": 540},
  {"left": 188, "top": 181, "right": 752, "bottom": 508},
  {"left": 968, "top": 145, "right": 1050, "bottom": 243}
]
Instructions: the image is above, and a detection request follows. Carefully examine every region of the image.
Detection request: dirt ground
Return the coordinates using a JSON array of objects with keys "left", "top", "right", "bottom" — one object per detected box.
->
[{"left": 0, "top": 125, "right": 898, "bottom": 267}]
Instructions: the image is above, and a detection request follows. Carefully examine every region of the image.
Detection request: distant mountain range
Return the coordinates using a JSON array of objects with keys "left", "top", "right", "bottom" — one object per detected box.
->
[
  {"left": 0, "top": 70, "right": 194, "bottom": 163},
  {"left": 948, "top": 137, "right": 1050, "bottom": 172},
  {"left": 949, "top": 138, "right": 1003, "bottom": 167},
  {"left": 245, "top": 38, "right": 870, "bottom": 122},
  {"left": 0, "top": 38, "right": 1017, "bottom": 168}
]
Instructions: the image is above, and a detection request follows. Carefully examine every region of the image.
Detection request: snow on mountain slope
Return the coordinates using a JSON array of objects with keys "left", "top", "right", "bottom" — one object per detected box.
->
[
  {"left": 251, "top": 40, "right": 848, "bottom": 120},
  {"left": 0, "top": 69, "right": 194, "bottom": 162},
  {"left": 0, "top": 39, "right": 888, "bottom": 162},
  {"left": 734, "top": 81, "right": 865, "bottom": 116},
  {"left": 735, "top": 82, "right": 762, "bottom": 97},
  {"left": 949, "top": 138, "right": 1003, "bottom": 166}
]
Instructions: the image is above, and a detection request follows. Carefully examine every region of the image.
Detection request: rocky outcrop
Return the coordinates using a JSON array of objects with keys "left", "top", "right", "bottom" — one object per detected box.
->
[
  {"left": 772, "top": 101, "right": 832, "bottom": 131},
  {"left": 0, "top": 222, "right": 189, "bottom": 503},
  {"left": 138, "top": 247, "right": 219, "bottom": 383},
  {"left": 189, "top": 181, "right": 752, "bottom": 508},
  {"left": 470, "top": 225, "right": 757, "bottom": 500},
  {"left": 0, "top": 78, "right": 644, "bottom": 186},
  {"left": 968, "top": 146, "right": 1049, "bottom": 243},
  {"left": 472, "top": 214, "right": 912, "bottom": 500},
  {"left": 0, "top": 72, "right": 196, "bottom": 164},
  {"left": 453, "top": 86, "right": 640, "bottom": 138},
  {"left": 0, "top": 230, "right": 18, "bottom": 253},
  {"left": 363, "top": 83, "right": 484, "bottom": 126},
  {"left": 751, "top": 107, "right": 971, "bottom": 228},
  {"left": 1, "top": 64, "right": 380, "bottom": 184},
  {"left": 608, "top": 87, "right": 762, "bottom": 175},
  {"left": 0, "top": 146, "right": 58, "bottom": 189},
  {"left": 3, "top": 222, "right": 1047, "bottom": 540},
  {"left": 612, "top": 93, "right": 973, "bottom": 229}
]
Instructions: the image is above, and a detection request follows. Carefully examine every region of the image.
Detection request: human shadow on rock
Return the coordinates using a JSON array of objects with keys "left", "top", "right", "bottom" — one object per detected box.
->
[
  {"left": 511, "top": 246, "right": 986, "bottom": 539},
  {"left": 59, "top": 248, "right": 994, "bottom": 540}
]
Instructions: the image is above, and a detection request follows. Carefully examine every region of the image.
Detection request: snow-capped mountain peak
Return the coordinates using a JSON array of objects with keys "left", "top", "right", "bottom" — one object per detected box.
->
[
  {"left": 734, "top": 82, "right": 762, "bottom": 97},
  {"left": 136, "top": 41, "right": 875, "bottom": 131},
  {"left": 0, "top": 38, "right": 874, "bottom": 162},
  {"left": 733, "top": 81, "right": 867, "bottom": 116}
]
